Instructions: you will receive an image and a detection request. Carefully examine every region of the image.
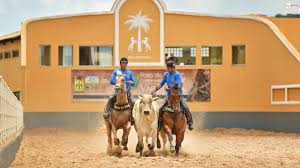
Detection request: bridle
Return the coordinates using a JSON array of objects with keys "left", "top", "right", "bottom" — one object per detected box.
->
[
  {"left": 115, "top": 75, "right": 126, "bottom": 94},
  {"left": 168, "top": 85, "right": 181, "bottom": 113},
  {"left": 114, "top": 74, "right": 130, "bottom": 110}
]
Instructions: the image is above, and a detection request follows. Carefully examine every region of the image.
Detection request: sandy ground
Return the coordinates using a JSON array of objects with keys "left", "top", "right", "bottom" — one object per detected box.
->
[{"left": 9, "top": 127, "right": 300, "bottom": 168}]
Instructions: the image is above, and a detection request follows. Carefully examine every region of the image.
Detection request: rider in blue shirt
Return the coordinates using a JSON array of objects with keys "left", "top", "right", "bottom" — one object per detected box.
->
[
  {"left": 110, "top": 67, "right": 135, "bottom": 92},
  {"left": 103, "top": 57, "right": 135, "bottom": 125},
  {"left": 151, "top": 61, "right": 194, "bottom": 130}
]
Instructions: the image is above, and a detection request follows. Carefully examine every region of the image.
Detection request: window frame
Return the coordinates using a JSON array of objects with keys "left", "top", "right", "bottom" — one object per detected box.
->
[
  {"left": 232, "top": 44, "right": 246, "bottom": 66},
  {"left": 12, "top": 49, "right": 19, "bottom": 58},
  {"left": 58, "top": 45, "right": 73, "bottom": 67},
  {"left": 0, "top": 51, "right": 3, "bottom": 60},
  {"left": 201, "top": 45, "right": 223, "bottom": 66},
  {"left": 4, "top": 51, "right": 11, "bottom": 59},
  {"left": 38, "top": 45, "right": 51, "bottom": 67},
  {"left": 79, "top": 45, "right": 114, "bottom": 67},
  {"left": 165, "top": 46, "right": 197, "bottom": 66}
]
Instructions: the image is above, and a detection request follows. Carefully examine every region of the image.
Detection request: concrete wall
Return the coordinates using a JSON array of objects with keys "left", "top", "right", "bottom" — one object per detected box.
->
[
  {"left": 24, "top": 112, "right": 300, "bottom": 133},
  {"left": 0, "top": 131, "right": 23, "bottom": 168}
]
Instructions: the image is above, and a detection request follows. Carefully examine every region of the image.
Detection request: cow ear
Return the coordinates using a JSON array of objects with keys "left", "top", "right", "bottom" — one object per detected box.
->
[
  {"left": 139, "top": 95, "right": 143, "bottom": 100},
  {"left": 153, "top": 97, "right": 160, "bottom": 101}
]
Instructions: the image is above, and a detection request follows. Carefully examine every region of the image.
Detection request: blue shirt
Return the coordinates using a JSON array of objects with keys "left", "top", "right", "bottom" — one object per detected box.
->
[
  {"left": 160, "top": 70, "right": 183, "bottom": 96},
  {"left": 110, "top": 68, "right": 135, "bottom": 91}
]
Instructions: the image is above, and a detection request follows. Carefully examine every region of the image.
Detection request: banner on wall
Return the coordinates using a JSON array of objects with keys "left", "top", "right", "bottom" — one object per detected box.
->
[{"left": 72, "top": 69, "right": 211, "bottom": 102}]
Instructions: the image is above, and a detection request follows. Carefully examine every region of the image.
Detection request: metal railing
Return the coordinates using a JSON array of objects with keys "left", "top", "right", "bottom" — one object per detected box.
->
[{"left": 0, "top": 76, "right": 23, "bottom": 146}]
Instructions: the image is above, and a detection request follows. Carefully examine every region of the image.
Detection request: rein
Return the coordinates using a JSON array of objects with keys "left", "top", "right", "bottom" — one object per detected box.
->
[{"left": 166, "top": 96, "right": 181, "bottom": 113}]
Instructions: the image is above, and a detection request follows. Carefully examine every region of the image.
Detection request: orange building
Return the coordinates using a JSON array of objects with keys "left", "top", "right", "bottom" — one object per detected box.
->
[{"left": 1, "top": 0, "right": 300, "bottom": 131}]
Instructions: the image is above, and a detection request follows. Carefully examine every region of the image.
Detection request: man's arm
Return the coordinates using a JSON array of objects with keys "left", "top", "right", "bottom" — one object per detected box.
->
[
  {"left": 110, "top": 70, "right": 117, "bottom": 85},
  {"left": 151, "top": 73, "right": 166, "bottom": 95},
  {"left": 151, "top": 84, "right": 163, "bottom": 96},
  {"left": 128, "top": 71, "right": 135, "bottom": 86}
]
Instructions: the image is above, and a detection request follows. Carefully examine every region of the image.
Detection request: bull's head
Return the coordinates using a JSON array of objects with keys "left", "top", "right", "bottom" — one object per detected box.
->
[{"left": 139, "top": 95, "right": 159, "bottom": 116}]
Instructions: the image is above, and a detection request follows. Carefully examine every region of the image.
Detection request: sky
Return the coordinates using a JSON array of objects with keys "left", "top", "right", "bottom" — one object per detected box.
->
[{"left": 0, "top": 0, "right": 300, "bottom": 35}]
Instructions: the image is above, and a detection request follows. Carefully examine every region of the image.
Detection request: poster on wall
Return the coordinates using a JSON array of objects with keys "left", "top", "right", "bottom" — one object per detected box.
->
[{"left": 72, "top": 69, "right": 211, "bottom": 102}]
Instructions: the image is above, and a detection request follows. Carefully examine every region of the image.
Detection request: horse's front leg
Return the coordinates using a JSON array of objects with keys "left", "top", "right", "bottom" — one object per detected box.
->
[
  {"left": 122, "top": 121, "right": 131, "bottom": 150},
  {"left": 164, "top": 126, "right": 175, "bottom": 153},
  {"left": 175, "top": 133, "right": 185, "bottom": 157},
  {"left": 111, "top": 124, "right": 120, "bottom": 146},
  {"left": 105, "top": 121, "right": 113, "bottom": 155}
]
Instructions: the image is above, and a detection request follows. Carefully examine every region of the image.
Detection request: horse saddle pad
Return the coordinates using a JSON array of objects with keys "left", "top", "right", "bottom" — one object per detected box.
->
[{"left": 164, "top": 106, "right": 184, "bottom": 113}]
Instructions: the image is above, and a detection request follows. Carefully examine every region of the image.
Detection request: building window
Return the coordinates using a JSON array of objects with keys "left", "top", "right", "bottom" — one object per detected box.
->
[
  {"left": 4, "top": 51, "right": 11, "bottom": 59},
  {"left": 165, "top": 47, "right": 196, "bottom": 66},
  {"left": 0, "top": 52, "right": 3, "bottom": 60},
  {"left": 39, "top": 45, "right": 51, "bottom": 66},
  {"left": 232, "top": 45, "right": 246, "bottom": 65},
  {"left": 13, "top": 91, "right": 21, "bottom": 101},
  {"left": 59, "top": 46, "right": 73, "bottom": 66},
  {"left": 202, "top": 46, "right": 223, "bottom": 65},
  {"left": 79, "top": 46, "right": 113, "bottom": 66},
  {"left": 12, "top": 49, "right": 19, "bottom": 58}
]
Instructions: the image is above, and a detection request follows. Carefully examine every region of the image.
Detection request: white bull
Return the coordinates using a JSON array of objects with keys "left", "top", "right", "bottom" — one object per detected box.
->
[{"left": 133, "top": 95, "right": 159, "bottom": 156}]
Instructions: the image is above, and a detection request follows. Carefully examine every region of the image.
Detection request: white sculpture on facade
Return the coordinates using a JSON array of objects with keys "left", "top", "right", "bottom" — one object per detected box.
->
[
  {"left": 125, "top": 10, "right": 152, "bottom": 53},
  {"left": 128, "top": 37, "right": 137, "bottom": 52}
]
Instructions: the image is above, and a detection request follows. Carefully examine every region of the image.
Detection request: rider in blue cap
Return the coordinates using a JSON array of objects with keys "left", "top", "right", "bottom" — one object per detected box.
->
[
  {"left": 103, "top": 57, "right": 135, "bottom": 125},
  {"left": 151, "top": 60, "right": 194, "bottom": 130}
]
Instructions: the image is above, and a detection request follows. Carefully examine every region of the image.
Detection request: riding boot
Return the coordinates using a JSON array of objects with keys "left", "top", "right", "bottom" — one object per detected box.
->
[
  {"left": 184, "top": 108, "right": 194, "bottom": 131},
  {"left": 158, "top": 108, "right": 164, "bottom": 131},
  {"left": 127, "top": 92, "right": 135, "bottom": 125},
  {"left": 103, "top": 95, "right": 116, "bottom": 121},
  {"left": 180, "top": 97, "right": 194, "bottom": 131},
  {"left": 158, "top": 98, "right": 168, "bottom": 131}
]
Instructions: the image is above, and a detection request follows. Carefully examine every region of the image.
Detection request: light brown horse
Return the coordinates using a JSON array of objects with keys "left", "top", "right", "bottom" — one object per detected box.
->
[
  {"left": 105, "top": 74, "right": 132, "bottom": 155},
  {"left": 159, "top": 83, "right": 186, "bottom": 157}
]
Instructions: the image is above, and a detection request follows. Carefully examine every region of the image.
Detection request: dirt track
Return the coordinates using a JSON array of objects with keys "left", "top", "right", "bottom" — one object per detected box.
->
[{"left": 9, "top": 127, "right": 300, "bottom": 168}]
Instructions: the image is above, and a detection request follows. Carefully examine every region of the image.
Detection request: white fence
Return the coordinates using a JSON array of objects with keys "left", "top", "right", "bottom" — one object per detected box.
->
[{"left": 0, "top": 76, "right": 23, "bottom": 146}]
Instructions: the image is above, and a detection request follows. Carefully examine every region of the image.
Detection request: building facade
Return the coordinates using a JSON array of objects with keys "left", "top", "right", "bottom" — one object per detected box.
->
[{"left": 1, "top": 0, "right": 300, "bottom": 131}]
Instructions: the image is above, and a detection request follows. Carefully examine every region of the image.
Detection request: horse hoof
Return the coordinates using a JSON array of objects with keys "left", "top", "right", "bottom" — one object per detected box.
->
[
  {"left": 114, "top": 145, "right": 122, "bottom": 156},
  {"left": 124, "top": 146, "right": 128, "bottom": 151},
  {"left": 114, "top": 139, "right": 120, "bottom": 146},
  {"left": 170, "top": 146, "right": 175, "bottom": 153},
  {"left": 150, "top": 150, "right": 155, "bottom": 156},
  {"left": 106, "top": 148, "right": 113, "bottom": 156}
]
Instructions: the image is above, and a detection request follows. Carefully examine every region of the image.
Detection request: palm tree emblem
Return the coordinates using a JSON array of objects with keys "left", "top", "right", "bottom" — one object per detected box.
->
[{"left": 125, "top": 10, "right": 153, "bottom": 53}]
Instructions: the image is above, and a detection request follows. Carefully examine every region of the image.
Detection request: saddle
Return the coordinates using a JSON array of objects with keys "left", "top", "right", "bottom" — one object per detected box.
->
[{"left": 163, "top": 106, "right": 184, "bottom": 113}]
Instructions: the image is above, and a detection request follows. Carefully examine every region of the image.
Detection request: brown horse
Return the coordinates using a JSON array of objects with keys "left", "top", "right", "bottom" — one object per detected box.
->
[
  {"left": 159, "top": 83, "right": 186, "bottom": 157},
  {"left": 105, "top": 74, "right": 132, "bottom": 155}
]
